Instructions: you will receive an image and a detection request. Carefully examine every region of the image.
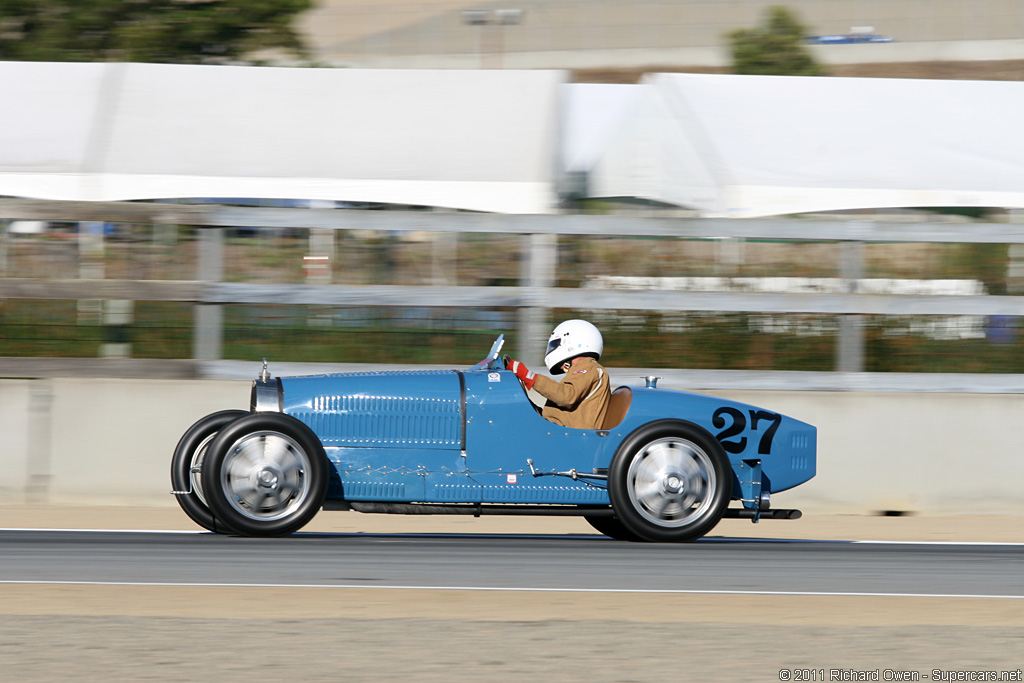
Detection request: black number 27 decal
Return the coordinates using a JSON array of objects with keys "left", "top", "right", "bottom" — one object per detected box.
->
[{"left": 712, "top": 407, "right": 782, "bottom": 455}]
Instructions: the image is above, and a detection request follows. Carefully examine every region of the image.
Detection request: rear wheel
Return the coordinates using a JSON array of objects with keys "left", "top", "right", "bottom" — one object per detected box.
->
[
  {"left": 201, "top": 412, "right": 329, "bottom": 537},
  {"left": 608, "top": 421, "right": 730, "bottom": 542},
  {"left": 584, "top": 514, "right": 645, "bottom": 542},
  {"left": 170, "top": 410, "right": 247, "bottom": 533}
]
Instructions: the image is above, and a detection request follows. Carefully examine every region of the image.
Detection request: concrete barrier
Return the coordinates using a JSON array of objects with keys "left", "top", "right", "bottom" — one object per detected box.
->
[
  {"left": 1, "top": 378, "right": 247, "bottom": 507},
  {"left": 705, "top": 390, "right": 1024, "bottom": 514},
  {"left": 2, "top": 378, "right": 1022, "bottom": 514}
]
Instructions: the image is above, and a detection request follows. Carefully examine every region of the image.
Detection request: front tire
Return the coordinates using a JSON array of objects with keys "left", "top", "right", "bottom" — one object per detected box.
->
[
  {"left": 201, "top": 412, "right": 329, "bottom": 537},
  {"left": 608, "top": 420, "right": 731, "bottom": 542},
  {"left": 170, "top": 410, "right": 247, "bottom": 533}
]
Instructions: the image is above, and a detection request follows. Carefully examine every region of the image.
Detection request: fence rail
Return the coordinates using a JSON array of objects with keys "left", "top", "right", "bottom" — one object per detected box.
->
[
  {"left": 5, "top": 198, "right": 1024, "bottom": 242},
  {"left": 6, "top": 279, "right": 1024, "bottom": 317}
]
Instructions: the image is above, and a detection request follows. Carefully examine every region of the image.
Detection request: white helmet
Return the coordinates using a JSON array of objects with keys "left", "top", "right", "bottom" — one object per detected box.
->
[{"left": 544, "top": 319, "right": 603, "bottom": 374}]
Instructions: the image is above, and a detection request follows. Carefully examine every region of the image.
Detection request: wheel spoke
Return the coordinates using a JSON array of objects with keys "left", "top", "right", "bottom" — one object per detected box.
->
[
  {"left": 226, "top": 452, "right": 255, "bottom": 482},
  {"left": 643, "top": 443, "right": 674, "bottom": 474},
  {"left": 684, "top": 465, "right": 708, "bottom": 508},
  {"left": 255, "top": 489, "right": 282, "bottom": 512},
  {"left": 261, "top": 435, "right": 293, "bottom": 469},
  {"left": 678, "top": 451, "right": 703, "bottom": 480},
  {"left": 278, "top": 470, "right": 303, "bottom": 496},
  {"left": 676, "top": 489, "right": 699, "bottom": 512},
  {"left": 233, "top": 439, "right": 266, "bottom": 470},
  {"left": 649, "top": 493, "right": 674, "bottom": 520},
  {"left": 278, "top": 453, "right": 305, "bottom": 482},
  {"left": 633, "top": 478, "right": 662, "bottom": 510},
  {"left": 238, "top": 482, "right": 286, "bottom": 513}
]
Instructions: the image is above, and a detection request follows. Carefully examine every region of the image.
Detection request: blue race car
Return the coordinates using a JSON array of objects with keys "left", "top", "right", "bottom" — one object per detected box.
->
[{"left": 171, "top": 335, "right": 816, "bottom": 541}]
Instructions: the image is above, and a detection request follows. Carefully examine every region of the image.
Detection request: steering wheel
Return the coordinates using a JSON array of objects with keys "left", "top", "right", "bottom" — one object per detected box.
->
[
  {"left": 503, "top": 354, "right": 544, "bottom": 415},
  {"left": 501, "top": 354, "right": 516, "bottom": 381}
]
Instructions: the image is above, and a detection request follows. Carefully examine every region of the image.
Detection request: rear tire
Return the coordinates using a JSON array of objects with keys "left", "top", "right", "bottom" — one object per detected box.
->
[
  {"left": 170, "top": 410, "right": 247, "bottom": 533},
  {"left": 584, "top": 514, "right": 645, "bottom": 542},
  {"left": 201, "top": 412, "right": 329, "bottom": 537},
  {"left": 608, "top": 420, "right": 731, "bottom": 542}
]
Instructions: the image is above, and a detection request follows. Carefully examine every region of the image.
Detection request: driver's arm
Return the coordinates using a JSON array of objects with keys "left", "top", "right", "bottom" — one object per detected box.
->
[
  {"left": 505, "top": 356, "right": 599, "bottom": 408},
  {"left": 532, "top": 368, "right": 599, "bottom": 409}
]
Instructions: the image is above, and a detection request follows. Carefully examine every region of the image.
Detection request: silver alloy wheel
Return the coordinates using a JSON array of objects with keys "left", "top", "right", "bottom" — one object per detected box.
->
[
  {"left": 218, "top": 430, "right": 313, "bottom": 522},
  {"left": 189, "top": 433, "right": 217, "bottom": 506},
  {"left": 626, "top": 436, "right": 717, "bottom": 528}
]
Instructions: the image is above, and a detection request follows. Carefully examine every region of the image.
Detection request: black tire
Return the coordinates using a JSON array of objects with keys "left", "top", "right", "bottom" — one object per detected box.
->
[
  {"left": 170, "top": 409, "right": 248, "bottom": 533},
  {"left": 608, "top": 420, "right": 731, "bottom": 542},
  {"left": 584, "top": 514, "right": 646, "bottom": 542},
  {"left": 201, "top": 412, "right": 329, "bottom": 537}
]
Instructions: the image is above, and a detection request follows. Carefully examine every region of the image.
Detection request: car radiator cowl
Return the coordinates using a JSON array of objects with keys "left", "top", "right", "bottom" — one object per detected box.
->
[{"left": 250, "top": 377, "right": 282, "bottom": 413}]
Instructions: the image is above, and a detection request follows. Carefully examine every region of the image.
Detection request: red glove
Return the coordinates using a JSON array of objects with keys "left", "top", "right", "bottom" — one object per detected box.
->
[{"left": 504, "top": 357, "right": 536, "bottom": 390}]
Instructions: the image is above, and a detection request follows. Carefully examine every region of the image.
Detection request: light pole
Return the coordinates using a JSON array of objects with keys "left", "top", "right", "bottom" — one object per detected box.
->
[{"left": 461, "top": 8, "right": 524, "bottom": 69}]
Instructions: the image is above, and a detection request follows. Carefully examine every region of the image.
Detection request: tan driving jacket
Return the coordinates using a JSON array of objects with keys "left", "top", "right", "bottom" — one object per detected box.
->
[{"left": 533, "top": 356, "right": 610, "bottom": 430}]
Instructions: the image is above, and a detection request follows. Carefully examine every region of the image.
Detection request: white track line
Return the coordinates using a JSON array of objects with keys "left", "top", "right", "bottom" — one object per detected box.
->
[
  {"left": 0, "top": 579, "right": 1021, "bottom": 599},
  {"left": 852, "top": 540, "right": 1024, "bottom": 546}
]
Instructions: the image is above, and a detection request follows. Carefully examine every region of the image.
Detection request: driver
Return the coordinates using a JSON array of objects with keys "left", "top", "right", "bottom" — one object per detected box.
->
[{"left": 504, "top": 319, "right": 610, "bottom": 430}]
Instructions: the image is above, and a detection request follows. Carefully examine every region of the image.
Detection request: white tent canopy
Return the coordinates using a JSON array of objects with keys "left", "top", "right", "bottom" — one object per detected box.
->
[
  {"left": 0, "top": 62, "right": 565, "bottom": 214},
  {"left": 5, "top": 63, "right": 1024, "bottom": 218},
  {"left": 571, "top": 73, "right": 1024, "bottom": 217}
]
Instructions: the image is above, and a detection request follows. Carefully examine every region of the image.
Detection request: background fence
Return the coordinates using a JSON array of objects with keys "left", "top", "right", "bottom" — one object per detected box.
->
[{"left": 4, "top": 198, "right": 1024, "bottom": 392}]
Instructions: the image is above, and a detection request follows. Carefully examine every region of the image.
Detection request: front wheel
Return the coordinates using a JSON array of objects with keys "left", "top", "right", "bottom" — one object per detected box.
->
[
  {"left": 201, "top": 412, "right": 329, "bottom": 537},
  {"left": 170, "top": 410, "right": 247, "bottom": 533},
  {"left": 608, "top": 421, "right": 731, "bottom": 542}
]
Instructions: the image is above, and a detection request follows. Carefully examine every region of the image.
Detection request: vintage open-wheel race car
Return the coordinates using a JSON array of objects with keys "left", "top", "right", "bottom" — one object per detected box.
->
[{"left": 171, "top": 335, "right": 816, "bottom": 541}]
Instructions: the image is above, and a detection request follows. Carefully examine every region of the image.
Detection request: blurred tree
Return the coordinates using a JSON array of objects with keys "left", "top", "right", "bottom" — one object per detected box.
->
[
  {"left": 0, "top": 0, "right": 312, "bottom": 64},
  {"left": 728, "top": 6, "right": 822, "bottom": 76}
]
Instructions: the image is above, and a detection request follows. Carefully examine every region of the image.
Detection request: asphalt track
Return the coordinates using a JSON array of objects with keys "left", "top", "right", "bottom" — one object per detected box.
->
[
  {"left": 2, "top": 517, "right": 1023, "bottom": 681},
  {"left": 2, "top": 529, "right": 1023, "bottom": 598}
]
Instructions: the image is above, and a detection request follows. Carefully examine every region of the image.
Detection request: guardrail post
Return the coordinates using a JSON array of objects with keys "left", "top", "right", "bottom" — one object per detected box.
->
[
  {"left": 305, "top": 228, "right": 334, "bottom": 284},
  {"left": 517, "top": 232, "right": 556, "bottom": 366},
  {"left": 77, "top": 221, "right": 105, "bottom": 326},
  {"left": 26, "top": 380, "right": 53, "bottom": 503},
  {"left": 836, "top": 238, "right": 865, "bottom": 372},
  {"left": 0, "top": 219, "right": 7, "bottom": 276},
  {"left": 1007, "top": 210, "right": 1024, "bottom": 294},
  {"left": 194, "top": 227, "right": 224, "bottom": 362}
]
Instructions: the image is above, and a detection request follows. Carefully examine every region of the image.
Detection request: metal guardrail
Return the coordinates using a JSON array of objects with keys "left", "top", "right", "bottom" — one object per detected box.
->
[
  {"left": 3, "top": 280, "right": 1024, "bottom": 317},
  {"left": 4, "top": 198, "right": 1024, "bottom": 242},
  {"left": 5, "top": 357, "right": 1024, "bottom": 395},
  {"left": 3, "top": 198, "right": 1024, "bottom": 390}
]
